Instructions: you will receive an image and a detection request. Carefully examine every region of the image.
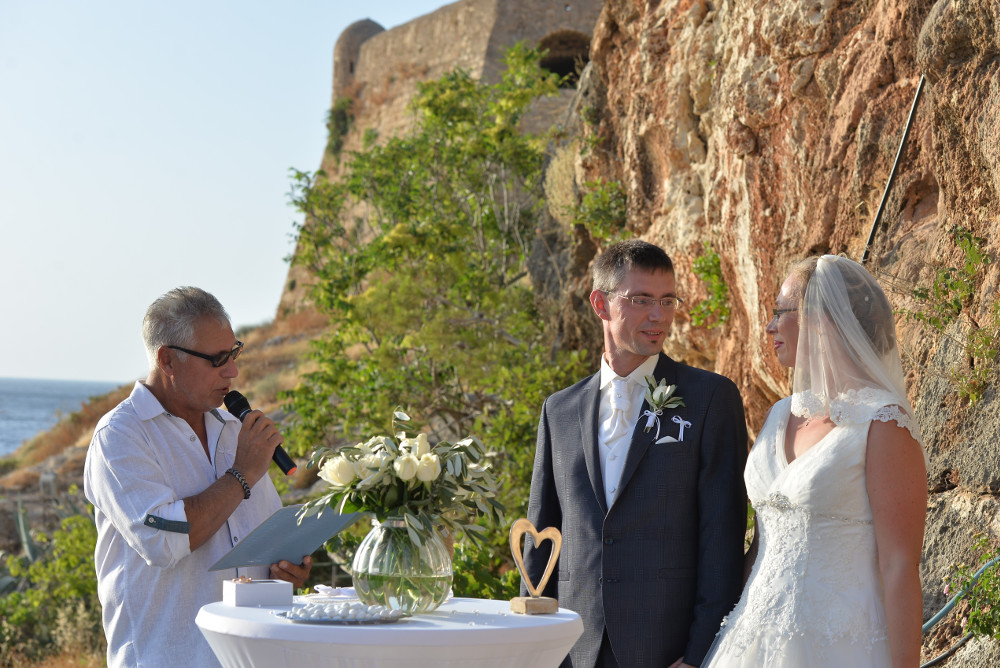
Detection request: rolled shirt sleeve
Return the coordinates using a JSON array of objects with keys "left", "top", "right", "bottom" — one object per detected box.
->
[{"left": 86, "top": 418, "right": 193, "bottom": 568}]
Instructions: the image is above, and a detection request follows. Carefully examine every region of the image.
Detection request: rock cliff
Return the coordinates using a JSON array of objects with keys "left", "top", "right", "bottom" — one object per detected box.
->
[{"left": 541, "top": 0, "right": 998, "bottom": 663}]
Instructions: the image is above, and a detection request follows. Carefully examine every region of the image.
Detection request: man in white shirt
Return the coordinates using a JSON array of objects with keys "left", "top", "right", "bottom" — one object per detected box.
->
[
  {"left": 84, "top": 287, "right": 312, "bottom": 668},
  {"left": 522, "top": 240, "right": 748, "bottom": 667}
]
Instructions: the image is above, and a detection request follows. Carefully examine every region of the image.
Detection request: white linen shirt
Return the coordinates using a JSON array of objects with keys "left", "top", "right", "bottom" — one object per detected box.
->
[
  {"left": 597, "top": 354, "right": 658, "bottom": 507},
  {"left": 84, "top": 381, "right": 282, "bottom": 668}
]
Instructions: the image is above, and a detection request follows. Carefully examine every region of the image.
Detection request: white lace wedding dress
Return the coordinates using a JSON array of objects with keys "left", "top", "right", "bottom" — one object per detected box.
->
[{"left": 703, "top": 395, "right": 909, "bottom": 667}]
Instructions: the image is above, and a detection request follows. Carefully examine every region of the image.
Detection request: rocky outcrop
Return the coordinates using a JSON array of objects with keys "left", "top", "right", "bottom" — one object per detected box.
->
[{"left": 539, "top": 0, "right": 1000, "bottom": 662}]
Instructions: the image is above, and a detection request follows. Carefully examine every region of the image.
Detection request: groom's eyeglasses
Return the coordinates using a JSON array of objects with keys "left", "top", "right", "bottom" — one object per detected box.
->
[
  {"left": 605, "top": 292, "right": 684, "bottom": 310},
  {"left": 168, "top": 340, "right": 244, "bottom": 367}
]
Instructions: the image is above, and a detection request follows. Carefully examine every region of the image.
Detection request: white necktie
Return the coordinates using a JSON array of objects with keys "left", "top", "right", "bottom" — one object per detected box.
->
[{"left": 607, "top": 377, "right": 632, "bottom": 443}]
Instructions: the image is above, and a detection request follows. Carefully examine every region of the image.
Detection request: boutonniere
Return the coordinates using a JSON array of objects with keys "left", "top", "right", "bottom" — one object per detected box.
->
[{"left": 642, "top": 376, "right": 687, "bottom": 443}]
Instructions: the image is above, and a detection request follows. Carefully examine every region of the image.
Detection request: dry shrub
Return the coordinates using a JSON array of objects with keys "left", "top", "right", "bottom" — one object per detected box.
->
[
  {"left": 245, "top": 371, "right": 285, "bottom": 407},
  {"left": 273, "top": 307, "right": 328, "bottom": 336},
  {"left": 55, "top": 447, "right": 89, "bottom": 481},
  {"left": 6, "top": 650, "right": 105, "bottom": 668},
  {"left": 13, "top": 386, "right": 130, "bottom": 468},
  {"left": 231, "top": 308, "right": 328, "bottom": 410},
  {"left": 50, "top": 600, "right": 106, "bottom": 662},
  {"left": 544, "top": 140, "right": 580, "bottom": 226},
  {"left": 922, "top": 598, "right": 972, "bottom": 662},
  {"left": 394, "top": 61, "right": 430, "bottom": 83},
  {"left": 0, "top": 469, "right": 40, "bottom": 491}
]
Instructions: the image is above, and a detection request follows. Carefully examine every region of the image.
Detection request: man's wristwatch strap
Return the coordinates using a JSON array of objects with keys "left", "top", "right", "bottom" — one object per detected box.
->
[{"left": 226, "top": 467, "right": 251, "bottom": 499}]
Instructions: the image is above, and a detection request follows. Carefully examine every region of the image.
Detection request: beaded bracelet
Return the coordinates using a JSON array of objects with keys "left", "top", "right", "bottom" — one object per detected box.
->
[{"left": 226, "top": 467, "right": 251, "bottom": 500}]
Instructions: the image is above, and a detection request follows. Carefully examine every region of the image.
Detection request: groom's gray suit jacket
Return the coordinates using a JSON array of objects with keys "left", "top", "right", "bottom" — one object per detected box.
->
[{"left": 523, "top": 353, "right": 748, "bottom": 667}]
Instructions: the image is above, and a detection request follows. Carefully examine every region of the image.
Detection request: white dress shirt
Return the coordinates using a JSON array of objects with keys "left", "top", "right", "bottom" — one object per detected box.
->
[
  {"left": 598, "top": 355, "right": 659, "bottom": 507},
  {"left": 84, "top": 382, "right": 282, "bottom": 668}
]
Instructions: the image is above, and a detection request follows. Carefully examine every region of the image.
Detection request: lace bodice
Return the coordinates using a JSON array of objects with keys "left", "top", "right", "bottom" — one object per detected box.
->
[
  {"left": 791, "top": 387, "right": 920, "bottom": 441},
  {"left": 704, "top": 396, "right": 897, "bottom": 667}
]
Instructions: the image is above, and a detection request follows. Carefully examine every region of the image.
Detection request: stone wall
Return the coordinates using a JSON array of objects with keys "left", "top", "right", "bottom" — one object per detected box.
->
[
  {"left": 333, "top": 19, "right": 385, "bottom": 103},
  {"left": 482, "top": 0, "right": 604, "bottom": 82},
  {"left": 340, "top": 0, "right": 602, "bottom": 146}
]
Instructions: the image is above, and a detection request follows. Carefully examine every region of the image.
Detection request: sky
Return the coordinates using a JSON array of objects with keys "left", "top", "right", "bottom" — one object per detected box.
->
[{"left": 0, "top": 0, "right": 449, "bottom": 384}]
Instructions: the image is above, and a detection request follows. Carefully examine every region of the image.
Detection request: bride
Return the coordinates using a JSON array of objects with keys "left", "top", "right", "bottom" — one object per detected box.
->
[{"left": 704, "top": 255, "right": 927, "bottom": 667}]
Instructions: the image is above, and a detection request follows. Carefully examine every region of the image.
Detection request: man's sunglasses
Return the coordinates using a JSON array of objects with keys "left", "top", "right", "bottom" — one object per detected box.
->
[{"left": 168, "top": 340, "right": 243, "bottom": 367}]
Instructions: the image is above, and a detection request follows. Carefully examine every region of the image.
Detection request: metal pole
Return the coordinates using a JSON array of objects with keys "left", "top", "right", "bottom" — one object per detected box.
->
[{"left": 861, "top": 74, "right": 926, "bottom": 265}]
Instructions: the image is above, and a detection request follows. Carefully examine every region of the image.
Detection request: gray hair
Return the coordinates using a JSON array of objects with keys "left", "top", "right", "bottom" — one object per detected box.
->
[
  {"left": 592, "top": 239, "right": 674, "bottom": 292},
  {"left": 142, "top": 287, "right": 230, "bottom": 368}
]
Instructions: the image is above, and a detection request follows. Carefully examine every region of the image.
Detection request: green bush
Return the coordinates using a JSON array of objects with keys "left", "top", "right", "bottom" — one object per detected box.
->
[
  {"left": 690, "top": 242, "right": 730, "bottom": 329},
  {"left": 573, "top": 179, "right": 626, "bottom": 244},
  {"left": 947, "top": 533, "right": 1000, "bottom": 640},
  {"left": 900, "top": 225, "right": 997, "bottom": 402},
  {"left": 284, "top": 44, "right": 589, "bottom": 597},
  {"left": 451, "top": 541, "right": 520, "bottom": 600},
  {"left": 0, "top": 512, "right": 104, "bottom": 664},
  {"left": 325, "top": 97, "right": 354, "bottom": 159}
]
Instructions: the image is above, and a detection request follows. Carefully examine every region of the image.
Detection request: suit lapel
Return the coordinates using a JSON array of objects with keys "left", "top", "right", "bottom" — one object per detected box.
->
[
  {"left": 617, "top": 353, "right": 677, "bottom": 495},
  {"left": 578, "top": 372, "right": 608, "bottom": 516}
]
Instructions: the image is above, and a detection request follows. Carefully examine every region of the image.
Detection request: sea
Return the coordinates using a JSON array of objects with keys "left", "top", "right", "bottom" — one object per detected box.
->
[{"left": 0, "top": 377, "right": 123, "bottom": 458}]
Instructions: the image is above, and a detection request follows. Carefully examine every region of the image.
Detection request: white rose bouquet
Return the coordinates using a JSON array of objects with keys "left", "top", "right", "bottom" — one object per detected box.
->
[{"left": 301, "top": 410, "right": 505, "bottom": 547}]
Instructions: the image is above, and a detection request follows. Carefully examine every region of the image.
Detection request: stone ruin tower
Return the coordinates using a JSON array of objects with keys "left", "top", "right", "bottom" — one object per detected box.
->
[{"left": 279, "top": 0, "right": 603, "bottom": 314}]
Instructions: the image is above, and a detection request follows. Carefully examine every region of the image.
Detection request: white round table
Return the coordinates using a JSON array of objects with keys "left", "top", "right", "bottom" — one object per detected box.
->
[{"left": 196, "top": 597, "right": 583, "bottom": 668}]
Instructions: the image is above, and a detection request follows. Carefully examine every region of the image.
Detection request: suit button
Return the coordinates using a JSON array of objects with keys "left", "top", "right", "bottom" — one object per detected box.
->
[{"left": 604, "top": 538, "right": 613, "bottom": 545}]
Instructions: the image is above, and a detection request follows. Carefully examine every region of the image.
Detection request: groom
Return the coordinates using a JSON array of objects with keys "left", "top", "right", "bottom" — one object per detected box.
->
[{"left": 522, "top": 240, "right": 748, "bottom": 667}]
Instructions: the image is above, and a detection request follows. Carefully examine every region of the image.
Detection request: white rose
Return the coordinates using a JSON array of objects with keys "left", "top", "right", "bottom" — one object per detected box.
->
[
  {"left": 320, "top": 456, "right": 357, "bottom": 486},
  {"left": 354, "top": 454, "right": 385, "bottom": 487},
  {"left": 393, "top": 453, "right": 419, "bottom": 481},
  {"left": 413, "top": 433, "right": 431, "bottom": 457},
  {"left": 358, "top": 453, "right": 383, "bottom": 474},
  {"left": 402, "top": 434, "right": 431, "bottom": 458},
  {"left": 415, "top": 453, "right": 442, "bottom": 482}
]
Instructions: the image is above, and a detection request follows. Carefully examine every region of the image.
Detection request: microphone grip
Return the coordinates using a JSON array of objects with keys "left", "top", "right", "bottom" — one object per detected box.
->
[
  {"left": 271, "top": 447, "right": 297, "bottom": 476},
  {"left": 224, "top": 391, "right": 297, "bottom": 476}
]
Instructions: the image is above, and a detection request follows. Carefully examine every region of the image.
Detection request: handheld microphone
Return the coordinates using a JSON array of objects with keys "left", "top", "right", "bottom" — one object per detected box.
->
[{"left": 223, "top": 390, "right": 297, "bottom": 475}]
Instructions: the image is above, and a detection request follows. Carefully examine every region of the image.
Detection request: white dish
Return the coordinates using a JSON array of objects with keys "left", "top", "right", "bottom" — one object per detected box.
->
[
  {"left": 276, "top": 600, "right": 405, "bottom": 625},
  {"left": 275, "top": 610, "right": 403, "bottom": 625}
]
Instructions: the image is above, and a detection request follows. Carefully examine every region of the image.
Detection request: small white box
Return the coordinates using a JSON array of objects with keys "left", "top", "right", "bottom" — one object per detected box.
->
[{"left": 223, "top": 579, "right": 293, "bottom": 607}]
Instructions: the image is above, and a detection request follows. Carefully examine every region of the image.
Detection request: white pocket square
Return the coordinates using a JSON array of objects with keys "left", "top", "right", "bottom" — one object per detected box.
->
[{"left": 655, "top": 435, "right": 679, "bottom": 444}]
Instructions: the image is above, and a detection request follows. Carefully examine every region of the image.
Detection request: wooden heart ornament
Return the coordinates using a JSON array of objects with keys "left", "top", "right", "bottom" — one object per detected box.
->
[{"left": 509, "top": 518, "right": 562, "bottom": 598}]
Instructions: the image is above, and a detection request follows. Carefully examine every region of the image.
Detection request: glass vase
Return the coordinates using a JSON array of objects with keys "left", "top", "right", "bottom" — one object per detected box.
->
[{"left": 351, "top": 518, "right": 453, "bottom": 614}]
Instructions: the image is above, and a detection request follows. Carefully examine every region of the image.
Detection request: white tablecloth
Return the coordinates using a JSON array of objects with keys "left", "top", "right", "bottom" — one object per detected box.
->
[{"left": 196, "top": 597, "right": 583, "bottom": 668}]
